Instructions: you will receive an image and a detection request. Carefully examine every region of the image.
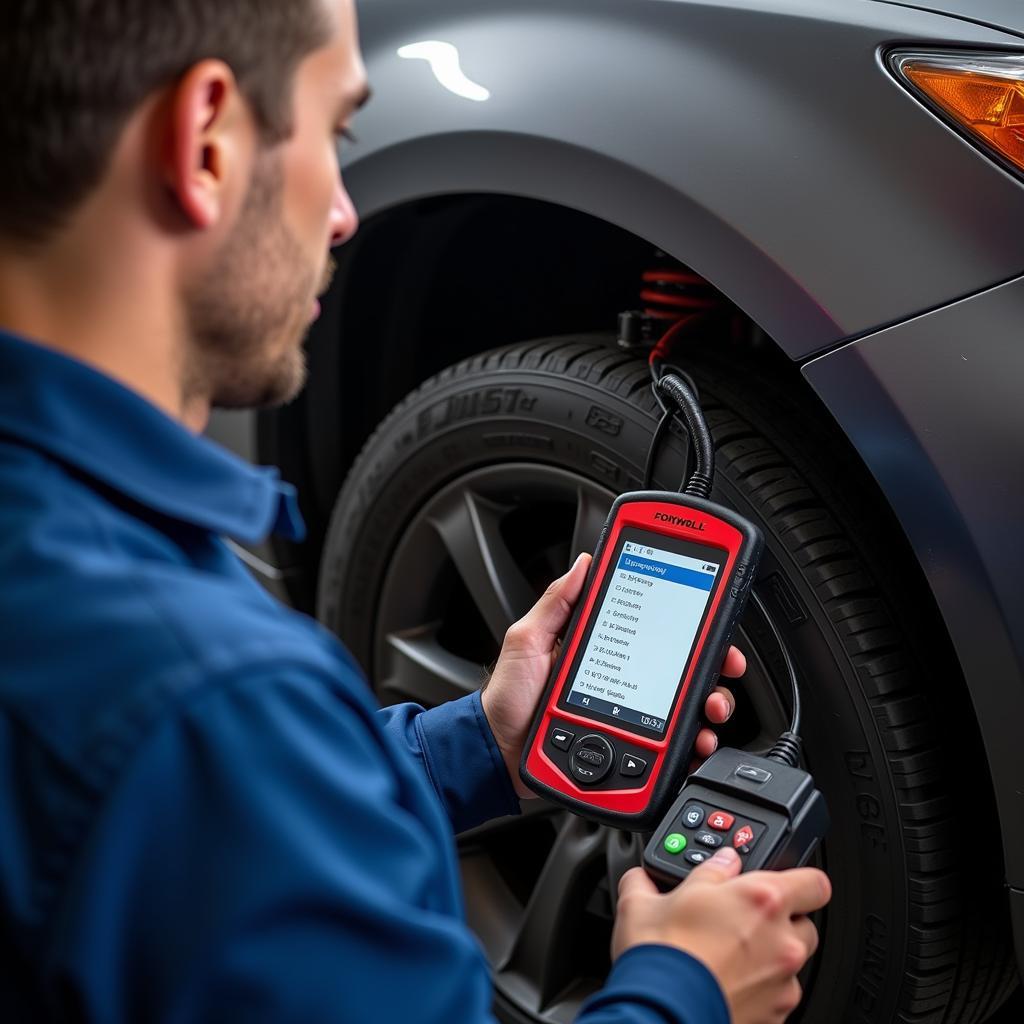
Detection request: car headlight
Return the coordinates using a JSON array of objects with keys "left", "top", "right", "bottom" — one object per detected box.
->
[{"left": 890, "top": 50, "right": 1024, "bottom": 179}]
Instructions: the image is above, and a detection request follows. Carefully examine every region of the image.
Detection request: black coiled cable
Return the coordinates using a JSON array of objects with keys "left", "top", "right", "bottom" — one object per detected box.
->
[
  {"left": 643, "top": 360, "right": 715, "bottom": 498},
  {"left": 641, "top": 352, "right": 805, "bottom": 767},
  {"left": 655, "top": 374, "right": 714, "bottom": 500}
]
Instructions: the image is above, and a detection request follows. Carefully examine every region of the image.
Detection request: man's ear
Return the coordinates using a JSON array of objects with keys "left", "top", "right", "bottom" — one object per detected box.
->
[{"left": 164, "top": 60, "right": 253, "bottom": 230}]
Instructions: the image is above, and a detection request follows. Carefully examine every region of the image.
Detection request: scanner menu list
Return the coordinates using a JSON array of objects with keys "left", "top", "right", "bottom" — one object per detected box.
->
[{"left": 566, "top": 541, "right": 719, "bottom": 732}]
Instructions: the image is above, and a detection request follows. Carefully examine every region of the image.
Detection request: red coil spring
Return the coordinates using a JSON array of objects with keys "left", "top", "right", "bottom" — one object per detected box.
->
[{"left": 640, "top": 266, "right": 721, "bottom": 364}]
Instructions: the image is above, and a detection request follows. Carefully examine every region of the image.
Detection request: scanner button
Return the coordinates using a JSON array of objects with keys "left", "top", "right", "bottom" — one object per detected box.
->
[
  {"left": 733, "top": 825, "right": 758, "bottom": 852},
  {"left": 736, "top": 764, "right": 772, "bottom": 784},
  {"left": 550, "top": 727, "right": 574, "bottom": 751},
  {"left": 694, "top": 830, "right": 723, "bottom": 848},
  {"left": 663, "top": 833, "right": 687, "bottom": 855},
  {"left": 681, "top": 804, "right": 705, "bottom": 829},
  {"left": 620, "top": 753, "right": 647, "bottom": 777},
  {"left": 685, "top": 849, "right": 712, "bottom": 865},
  {"left": 708, "top": 810, "right": 735, "bottom": 831},
  {"left": 570, "top": 734, "right": 614, "bottom": 784}
]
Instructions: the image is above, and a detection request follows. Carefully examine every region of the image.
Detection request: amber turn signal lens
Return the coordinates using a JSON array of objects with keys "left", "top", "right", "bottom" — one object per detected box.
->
[{"left": 894, "top": 53, "right": 1024, "bottom": 175}]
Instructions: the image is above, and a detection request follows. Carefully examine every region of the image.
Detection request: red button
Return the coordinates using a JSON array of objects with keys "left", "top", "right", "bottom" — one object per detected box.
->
[
  {"left": 708, "top": 810, "right": 734, "bottom": 831},
  {"left": 733, "top": 825, "right": 755, "bottom": 849}
]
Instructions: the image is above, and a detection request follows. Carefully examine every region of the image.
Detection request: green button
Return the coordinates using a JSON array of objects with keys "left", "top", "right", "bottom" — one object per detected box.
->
[{"left": 663, "top": 833, "right": 687, "bottom": 855}]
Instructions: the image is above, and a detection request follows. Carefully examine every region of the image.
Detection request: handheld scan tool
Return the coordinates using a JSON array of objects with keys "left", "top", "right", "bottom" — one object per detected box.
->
[
  {"left": 643, "top": 745, "right": 829, "bottom": 884},
  {"left": 519, "top": 490, "right": 762, "bottom": 830}
]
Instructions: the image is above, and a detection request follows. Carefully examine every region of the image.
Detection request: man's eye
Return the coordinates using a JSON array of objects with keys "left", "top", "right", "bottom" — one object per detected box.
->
[{"left": 335, "top": 126, "right": 358, "bottom": 144}]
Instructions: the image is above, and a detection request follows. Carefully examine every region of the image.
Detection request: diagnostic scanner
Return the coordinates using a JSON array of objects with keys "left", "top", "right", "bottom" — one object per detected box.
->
[{"left": 519, "top": 490, "right": 762, "bottom": 830}]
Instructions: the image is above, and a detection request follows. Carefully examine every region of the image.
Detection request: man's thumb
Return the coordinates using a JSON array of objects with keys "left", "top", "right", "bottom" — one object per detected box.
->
[
  {"left": 559, "top": 551, "right": 591, "bottom": 599},
  {"left": 618, "top": 865, "right": 660, "bottom": 901},
  {"left": 683, "top": 846, "right": 742, "bottom": 885},
  {"left": 509, "top": 553, "right": 591, "bottom": 645}
]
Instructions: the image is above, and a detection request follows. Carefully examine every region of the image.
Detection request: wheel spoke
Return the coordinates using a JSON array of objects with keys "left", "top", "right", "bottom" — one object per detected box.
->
[
  {"left": 497, "top": 815, "right": 607, "bottom": 1011},
  {"left": 605, "top": 829, "right": 643, "bottom": 914},
  {"left": 569, "top": 486, "right": 612, "bottom": 566},
  {"left": 457, "top": 796, "right": 562, "bottom": 845},
  {"left": 428, "top": 488, "right": 537, "bottom": 643},
  {"left": 459, "top": 800, "right": 565, "bottom": 968},
  {"left": 461, "top": 849, "right": 524, "bottom": 968},
  {"left": 378, "top": 626, "right": 483, "bottom": 707}
]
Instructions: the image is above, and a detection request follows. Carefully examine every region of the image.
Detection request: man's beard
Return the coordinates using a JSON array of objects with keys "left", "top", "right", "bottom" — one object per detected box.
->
[{"left": 183, "top": 152, "right": 330, "bottom": 411}]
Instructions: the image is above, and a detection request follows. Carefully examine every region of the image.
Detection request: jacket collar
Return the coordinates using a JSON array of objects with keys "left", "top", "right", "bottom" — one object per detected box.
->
[{"left": 0, "top": 330, "right": 305, "bottom": 544}]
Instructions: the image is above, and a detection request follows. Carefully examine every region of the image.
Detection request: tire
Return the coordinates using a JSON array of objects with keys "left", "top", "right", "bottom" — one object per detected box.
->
[{"left": 318, "top": 334, "right": 1017, "bottom": 1024}]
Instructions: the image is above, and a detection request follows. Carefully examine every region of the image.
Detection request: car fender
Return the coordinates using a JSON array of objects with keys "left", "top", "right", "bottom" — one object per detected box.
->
[
  {"left": 350, "top": 0, "right": 1024, "bottom": 358},
  {"left": 803, "top": 274, "right": 1024, "bottom": 926}
]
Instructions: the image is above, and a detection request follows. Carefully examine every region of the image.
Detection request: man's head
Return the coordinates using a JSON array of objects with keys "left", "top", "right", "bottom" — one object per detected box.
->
[{"left": 0, "top": 0, "right": 368, "bottom": 417}]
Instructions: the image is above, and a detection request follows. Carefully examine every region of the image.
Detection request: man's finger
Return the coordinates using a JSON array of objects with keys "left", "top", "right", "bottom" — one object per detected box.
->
[
  {"left": 791, "top": 915, "right": 819, "bottom": 959},
  {"left": 703, "top": 686, "right": 734, "bottom": 724},
  {"left": 758, "top": 867, "right": 832, "bottom": 916},
  {"left": 721, "top": 645, "right": 746, "bottom": 678},
  {"left": 694, "top": 727, "right": 719, "bottom": 759}
]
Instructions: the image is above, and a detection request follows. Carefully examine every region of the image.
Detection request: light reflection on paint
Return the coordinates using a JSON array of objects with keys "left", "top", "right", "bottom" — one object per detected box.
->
[{"left": 397, "top": 40, "right": 491, "bottom": 102}]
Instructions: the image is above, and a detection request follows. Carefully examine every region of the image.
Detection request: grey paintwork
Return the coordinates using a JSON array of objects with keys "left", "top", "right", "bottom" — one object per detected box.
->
[
  {"left": 872, "top": 0, "right": 1024, "bottom": 33},
  {"left": 349, "top": 0, "right": 1024, "bottom": 358},
  {"left": 803, "top": 275, "right": 1024, "bottom": 893}
]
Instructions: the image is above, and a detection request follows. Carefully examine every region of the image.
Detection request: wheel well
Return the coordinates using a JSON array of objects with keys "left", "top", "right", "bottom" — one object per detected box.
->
[{"left": 259, "top": 193, "right": 832, "bottom": 610}]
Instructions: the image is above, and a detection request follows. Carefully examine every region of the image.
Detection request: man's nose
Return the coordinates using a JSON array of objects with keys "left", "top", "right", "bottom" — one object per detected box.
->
[{"left": 329, "top": 179, "right": 359, "bottom": 248}]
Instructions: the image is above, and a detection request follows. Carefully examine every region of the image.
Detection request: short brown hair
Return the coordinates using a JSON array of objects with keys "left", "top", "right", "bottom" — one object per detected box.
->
[{"left": 0, "top": 1, "right": 331, "bottom": 244}]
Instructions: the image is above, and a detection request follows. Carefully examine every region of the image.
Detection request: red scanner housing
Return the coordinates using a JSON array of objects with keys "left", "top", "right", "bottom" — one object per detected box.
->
[{"left": 520, "top": 491, "right": 762, "bottom": 830}]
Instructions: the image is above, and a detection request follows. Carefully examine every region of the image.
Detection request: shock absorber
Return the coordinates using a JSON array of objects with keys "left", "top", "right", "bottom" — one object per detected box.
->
[
  {"left": 640, "top": 266, "right": 719, "bottom": 323},
  {"left": 617, "top": 257, "right": 723, "bottom": 358}
]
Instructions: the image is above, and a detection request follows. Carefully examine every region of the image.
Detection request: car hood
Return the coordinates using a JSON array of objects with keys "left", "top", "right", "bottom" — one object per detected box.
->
[{"left": 870, "top": 0, "right": 1024, "bottom": 36}]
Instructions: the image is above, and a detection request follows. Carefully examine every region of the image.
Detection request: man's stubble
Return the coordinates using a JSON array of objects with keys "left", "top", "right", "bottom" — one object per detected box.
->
[{"left": 183, "top": 151, "right": 329, "bottom": 411}]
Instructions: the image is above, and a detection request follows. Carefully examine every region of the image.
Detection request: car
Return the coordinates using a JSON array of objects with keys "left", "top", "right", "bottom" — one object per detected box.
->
[{"left": 210, "top": 1, "right": 1024, "bottom": 1020}]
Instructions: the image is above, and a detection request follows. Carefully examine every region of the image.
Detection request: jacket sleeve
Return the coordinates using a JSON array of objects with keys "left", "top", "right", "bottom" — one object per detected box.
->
[
  {"left": 45, "top": 666, "right": 727, "bottom": 1024},
  {"left": 376, "top": 689, "right": 521, "bottom": 833},
  {"left": 47, "top": 666, "right": 499, "bottom": 1023},
  {"left": 577, "top": 945, "right": 730, "bottom": 1024}
]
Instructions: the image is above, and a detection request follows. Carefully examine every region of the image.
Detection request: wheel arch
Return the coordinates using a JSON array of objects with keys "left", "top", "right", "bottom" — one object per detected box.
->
[
  {"left": 261, "top": 188, "right": 811, "bottom": 608},
  {"left": 342, "top": 132, "right": 838, "bottom": 356}
]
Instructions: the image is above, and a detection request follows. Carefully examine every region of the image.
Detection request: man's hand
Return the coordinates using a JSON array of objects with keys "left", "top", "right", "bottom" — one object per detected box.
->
[
  {"left": 480, "top": 554, "right": 745, "bottom": 798},
  {"left": 615, "top": 851, "right": 830, "bottom": 1024}
]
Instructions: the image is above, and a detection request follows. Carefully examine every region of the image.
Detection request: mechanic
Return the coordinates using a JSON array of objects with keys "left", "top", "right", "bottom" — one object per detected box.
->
[{"left": 0, "top": 2, "right": 830, "bottom": 1022}]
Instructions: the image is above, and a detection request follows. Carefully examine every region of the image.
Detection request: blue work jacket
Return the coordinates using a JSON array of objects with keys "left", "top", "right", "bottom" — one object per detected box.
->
[{"left": 0, "top": 329, "right": 727, "bottom": 1023}]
